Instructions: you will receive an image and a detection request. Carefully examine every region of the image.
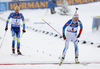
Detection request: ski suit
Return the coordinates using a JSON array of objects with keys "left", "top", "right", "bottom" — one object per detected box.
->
[
  {"left": 62, "top": 19, "right": 83, "bottom": 57},
  {"left": 6, "top": 12, "right": 25, "bottom": 49}
]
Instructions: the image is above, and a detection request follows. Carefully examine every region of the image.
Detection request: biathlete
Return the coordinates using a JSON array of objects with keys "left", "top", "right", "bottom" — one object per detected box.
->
[{"left": 5, "top": 6, "right": 26, "bottom": 55}]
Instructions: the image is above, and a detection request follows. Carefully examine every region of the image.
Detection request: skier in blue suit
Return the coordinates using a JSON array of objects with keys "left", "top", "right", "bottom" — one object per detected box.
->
[
  {"left": 61, "top": 13, "right": 83, "bottom": 63},
  {"left": 5, "top": 6, "right": 26, "bottom": 55}
]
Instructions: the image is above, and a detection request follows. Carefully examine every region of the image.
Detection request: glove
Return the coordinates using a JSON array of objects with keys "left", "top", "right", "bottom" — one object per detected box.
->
[
  {"left": 77, "top": 34, "right": 81, "bottom": 38},
  {"left": 63, "top": 35, "right": 66, "bottom": 40},
  {"left": 5, "top": 26, "right": 8, "bottom": 31},
  {"left": 22, "top": 29, "right": 26, "bottom": 33}
]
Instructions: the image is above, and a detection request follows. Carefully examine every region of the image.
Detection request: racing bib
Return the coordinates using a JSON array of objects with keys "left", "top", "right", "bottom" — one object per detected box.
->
[
  {"left": 67, "top": 27, "right": 78, "bottom": 32},
  {"left": 11, "top": 18, "right": 20, "bottom": 26}
]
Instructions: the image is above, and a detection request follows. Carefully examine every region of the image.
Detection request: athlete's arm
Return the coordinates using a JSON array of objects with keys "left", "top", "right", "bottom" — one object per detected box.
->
[{"left": 77, "top": 20, "right": 83, "bottom": 38}]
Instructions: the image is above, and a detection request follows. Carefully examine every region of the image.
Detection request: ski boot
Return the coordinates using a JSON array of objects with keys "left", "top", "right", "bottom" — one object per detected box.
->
[
  {"left": 12, "top": 47, "right": 15, "bottom": 54},
  {"left": 75, "top": 57, "right": 80, "bottom": 64},
  {"left": 59, "top": 55, "right": 65, "bottom": 66},
  {"left": 61, "top": 56, "right": 65, "bottom": 61},
  {"left": 17, "top": 49, "right": 22, "bottom": 55}
]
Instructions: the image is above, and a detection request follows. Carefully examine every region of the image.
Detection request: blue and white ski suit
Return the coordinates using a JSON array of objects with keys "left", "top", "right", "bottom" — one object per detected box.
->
[
  {"left": 62, "top": 19, "right": 83, "bottom": 57},
  {"left": 6, "top": 12, "right": 25, "bottom": 49}
]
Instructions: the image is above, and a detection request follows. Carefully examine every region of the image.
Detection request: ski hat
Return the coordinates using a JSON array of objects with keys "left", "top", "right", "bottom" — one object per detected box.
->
[
  {"left": 14, "top": 6, "right": 20, "bottom": 10},
  {"left": 73, "top": 13, "right": 79, "bottom": 18}
]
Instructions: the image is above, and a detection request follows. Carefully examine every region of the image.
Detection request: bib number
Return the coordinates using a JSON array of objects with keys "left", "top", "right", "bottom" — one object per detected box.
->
[
  {"left": 15, "top": 19, "right": 18, "bottom": 25},
  {"left": 12, "top": 19, "right": 20, "bottom": 25},
  {"left": 72, "top": 28, "right": 74, "bottom": 31},
  {"left": 70, "top": 28, "right": 74, "bottom": 31}
]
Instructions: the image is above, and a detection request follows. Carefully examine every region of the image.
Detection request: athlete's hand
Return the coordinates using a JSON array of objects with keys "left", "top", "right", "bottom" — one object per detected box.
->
[
  {"left": 5, "top": 26, "right": 8, "bottom": 31},
  {"left": 63, "top": 35, "right": 66, "bottom": 40},
  {"left": 22, "top": 29, "right": 26, "bottom": 33},
  {"left": 77, "top": 34, "right": 81, "bottom": 38}
]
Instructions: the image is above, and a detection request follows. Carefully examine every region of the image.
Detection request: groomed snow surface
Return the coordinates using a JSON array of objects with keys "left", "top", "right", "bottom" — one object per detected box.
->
[{"left": 0, "top": 2, "right": 100, "bottom": 69}]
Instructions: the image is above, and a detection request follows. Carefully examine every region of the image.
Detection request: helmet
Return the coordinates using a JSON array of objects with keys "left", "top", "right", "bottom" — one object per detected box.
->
[
  {"left": 73, "top": 13, "right": 79, "bottom": 18},
  {"left": 14, "top": 6, "right": 20, "bottom": 10}
]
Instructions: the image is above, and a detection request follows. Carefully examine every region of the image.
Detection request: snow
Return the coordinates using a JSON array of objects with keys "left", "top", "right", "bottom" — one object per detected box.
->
[{"left": 0, "top": 2, "right": 100, "bottom": 69}]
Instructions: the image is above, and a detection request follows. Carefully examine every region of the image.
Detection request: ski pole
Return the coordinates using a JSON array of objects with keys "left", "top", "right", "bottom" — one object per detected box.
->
[
  {"left": 20, "top": 33, "right": 24, "bottom": 41},
  {"left": 20, "top": 33, "right": 23, "bottom": 39},
  {"left": 42, "top": 18, "right": 62, "bottom": 37},
  {"left": 0, "top": 31, "right": 7, "bottom": 49}
]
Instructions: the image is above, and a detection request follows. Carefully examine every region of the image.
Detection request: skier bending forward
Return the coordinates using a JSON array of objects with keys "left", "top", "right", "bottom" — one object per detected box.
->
[
  {"left": 61, "top": 13, "right": 83, "bottom": 63},
  {"left": 5, "top": 6, "right": 26, "bottom": 55}
]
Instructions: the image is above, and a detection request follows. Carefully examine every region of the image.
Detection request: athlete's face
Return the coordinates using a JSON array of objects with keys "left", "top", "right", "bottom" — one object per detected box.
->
[
  {"left": 73, "top": 17, "right": 79, "bottom": 22},
  {"left": 15, "top": 9, "right": 19, "bottom": 14}
]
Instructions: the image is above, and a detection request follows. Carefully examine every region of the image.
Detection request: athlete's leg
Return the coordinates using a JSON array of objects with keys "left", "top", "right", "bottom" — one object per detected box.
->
[
  {"left": 74, "top": 40, "right": 79, "bottom": 57},
  {"left": 11, "top": 27, "right": 16, "bottom": 53},
  {"left": 16, "top": 28, "right": 21, "bottom": 54},
  {"left": 61, "top": 33, "right": 71, "bottom": 61},
  {"left": 16, "top": 30, "right": 20, "bottom": 51},
  {"left": 72, "top": 34, "right": 79, "bottom": 63},
  {"left": 62, "top": 33, "right": 71, "bottom": 57},
  {"left": 62, "top": 39, "right": 70, "bottom": 57}
]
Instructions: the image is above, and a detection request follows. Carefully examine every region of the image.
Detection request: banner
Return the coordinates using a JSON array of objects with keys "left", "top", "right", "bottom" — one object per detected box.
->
[
  {"left": 8, "top": 0, "right": 100, "bottom": 10},
  {"left": 0, "top": 2, "right": 7, "bottom": 12},
  {"left": 57, "top": 0, "right": 100, "bottom": 5},
  {"left": 8, "top": 0, "right": 49, "bottom": 10}
]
